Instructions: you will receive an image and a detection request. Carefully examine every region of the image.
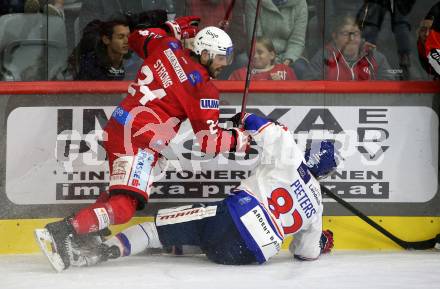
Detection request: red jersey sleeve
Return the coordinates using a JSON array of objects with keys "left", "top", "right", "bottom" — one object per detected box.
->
[
  {"left": 128, "top": 28, "right": 169, "bottom": 59},
  {"left": 182, "top": 76, "right": 236, "bottom": 154}
]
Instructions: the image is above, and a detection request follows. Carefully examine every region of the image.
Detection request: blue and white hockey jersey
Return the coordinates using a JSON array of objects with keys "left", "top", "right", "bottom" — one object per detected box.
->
[{"left": 225, "top": 114, "right": 324, "bottom": 263}]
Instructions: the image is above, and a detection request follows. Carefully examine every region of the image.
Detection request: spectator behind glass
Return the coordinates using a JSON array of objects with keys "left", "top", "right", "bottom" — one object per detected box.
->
[
  {"left": 25, "top": 0, "right": 64, "bottom": 17},
  {"left": 305, "top": 15, "right": 394, "bottom": 80},
  {"left": 1, "top": 0, "right": 64, "bottom": 17},
  {"left": 417, "top": 2, "right": 440, "bottom": 78},
  {"left": 78, "top": 0, "right": 175, "bottom": 35},
  {"left": 176, "top": 0, "right": 235, "bottom": 28},
  {"left": 245, "top": 0, "right": 308, "bottom": 77},
  {"left": 76, "top": 20, "right": 130, "bottom": 80},
  {"left": 357, "top": 0, "right": 415, "bottom": 80},
  {"left": 229, "top": 36, "right": 296, "bottom": 80},
  {"left": 417, "top": 18, "right": 434, "bottom": 78},
  {"left": 77, "top": 1, "right": 174, "bottom": 80},
  {"left": 306, "top": 0, "right": 364, "bottom": 58},
  {"left": 175, "top": 0, "right": 247, "bottom": 80}
]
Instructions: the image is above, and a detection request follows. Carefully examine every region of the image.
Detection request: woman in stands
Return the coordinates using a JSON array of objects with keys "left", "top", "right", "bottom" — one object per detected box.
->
[
  {"left": 305, "top": 15, "right": 395, "bottom": 81},
  {"left": 229, "top": 36, "right": 297, "bottom": 81}
]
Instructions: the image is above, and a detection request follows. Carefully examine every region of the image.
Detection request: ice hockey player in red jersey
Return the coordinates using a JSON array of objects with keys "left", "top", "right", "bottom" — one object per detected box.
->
[{"left": 35, "top": 15, "right": 251, "bottom": 272}]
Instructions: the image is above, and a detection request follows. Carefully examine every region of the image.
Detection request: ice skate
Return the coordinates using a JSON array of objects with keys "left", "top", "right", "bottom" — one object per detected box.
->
[
  {"left": 34, "top": 218, "right": 75, "bottom": 272},
  {"left": 71, "top": 243, "right": 121, "bottom": 267}
]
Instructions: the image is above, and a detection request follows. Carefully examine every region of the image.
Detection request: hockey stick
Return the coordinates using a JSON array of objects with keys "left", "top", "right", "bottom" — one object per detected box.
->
[
  {"left": 320, "top": 185, "right": 440, "bottom": 250},
  {"left": 239, "top": 0, "right": 262, "bottom": 124},
  {"left": 219, "top": 0, "right": 236, "bottom": 30}
]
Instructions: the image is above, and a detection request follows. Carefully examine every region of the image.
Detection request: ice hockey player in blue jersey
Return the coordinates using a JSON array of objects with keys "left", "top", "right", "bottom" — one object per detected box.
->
[{"left": 68, "top": 113, "right": 335, "bottom": 268}]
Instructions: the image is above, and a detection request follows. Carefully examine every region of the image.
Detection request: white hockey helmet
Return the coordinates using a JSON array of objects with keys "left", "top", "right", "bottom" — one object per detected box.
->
[{"left": 193, "top": 26, "right": 233, "bottom": 64}]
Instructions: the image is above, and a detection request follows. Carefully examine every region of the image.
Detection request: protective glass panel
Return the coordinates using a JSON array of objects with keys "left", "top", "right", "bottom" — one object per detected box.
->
[{"left": 0, "top": 0, "right": 438, "bottom": 81}]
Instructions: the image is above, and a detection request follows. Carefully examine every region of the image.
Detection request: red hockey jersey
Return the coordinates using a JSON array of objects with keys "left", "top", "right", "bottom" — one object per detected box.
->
[
  {"left": 228, "top": 63, "right": 297, "bottom": 80},
  {"left": 104, "top": 28, "right": 236, "bottom": 158}
]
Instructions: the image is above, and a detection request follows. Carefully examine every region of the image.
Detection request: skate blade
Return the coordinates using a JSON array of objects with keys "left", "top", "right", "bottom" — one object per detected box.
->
[{"left": 34, "top": 229, "right": 66, "bottom": 273}]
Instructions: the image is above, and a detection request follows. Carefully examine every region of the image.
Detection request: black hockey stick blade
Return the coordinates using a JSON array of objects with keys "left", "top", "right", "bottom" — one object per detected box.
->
[{"left": 320, "top": 185, "right": 439, "bottom": 250}]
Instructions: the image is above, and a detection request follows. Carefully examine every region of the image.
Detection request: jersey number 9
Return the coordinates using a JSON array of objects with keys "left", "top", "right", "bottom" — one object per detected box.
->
[{"left": 268, "top": 188, "right": 303, "bottom": 234}]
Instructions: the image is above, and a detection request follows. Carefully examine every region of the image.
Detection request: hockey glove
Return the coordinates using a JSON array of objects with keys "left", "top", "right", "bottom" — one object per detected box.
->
[
  {"left": 165, "top": 15, "right": 201, "bottom": 40},
  {"left": 229, "top": 112, "right": 286, "bottom": 131},
  {"left": 228, "top": 127, "right": 251, "bottom": 153},
  {"left": 175, "top": 16, "right": 200, "bottom": 39},
  {"left": 229, "top": 112, "right": 251, "bottom": 128},
  {"left": 319, "top": 230, "right": 334, "bottom": 254}
]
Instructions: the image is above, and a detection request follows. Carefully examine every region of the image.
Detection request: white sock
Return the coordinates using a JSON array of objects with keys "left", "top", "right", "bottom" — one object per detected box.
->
[{"left": 104, "top": 222, "right": 162, "bottom": 257}]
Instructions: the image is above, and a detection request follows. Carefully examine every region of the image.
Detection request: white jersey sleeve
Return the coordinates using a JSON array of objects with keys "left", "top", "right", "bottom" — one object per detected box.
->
[
  {"left": 236, "top": 114, "right": 324, "bottom": 258},
  {"left": 289, "top": 215, "right": 323, "bottom": 260}
]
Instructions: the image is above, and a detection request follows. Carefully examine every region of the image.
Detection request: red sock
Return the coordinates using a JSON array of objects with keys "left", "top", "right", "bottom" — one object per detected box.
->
[
  {"left": 95, "top": 191, "right": 110, "bottom": 203},
  {"left": 71, "top": 194, "right": 138, "bottom": 234}
]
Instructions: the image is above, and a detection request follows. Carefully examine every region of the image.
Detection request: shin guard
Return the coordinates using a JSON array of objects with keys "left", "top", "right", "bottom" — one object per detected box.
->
[
  {"left": 72, "top": 194, "right": 138, "bottom": 234},
  {"left": 104, "top": 222, "right": 162, "bottom": 257}
]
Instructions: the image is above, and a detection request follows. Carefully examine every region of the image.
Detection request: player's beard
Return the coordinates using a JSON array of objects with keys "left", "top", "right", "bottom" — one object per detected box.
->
[{"left": 206, "top": 59, "right": 221, "bottom": 79}]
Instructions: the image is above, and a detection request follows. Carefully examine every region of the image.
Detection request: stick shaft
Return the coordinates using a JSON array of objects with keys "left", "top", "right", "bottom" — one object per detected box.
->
[
  {"left": 223, "top": 0, "right": 236, "bottom": 24},
  {"left": 240, "top": 0, "right": 262, "bottom": 125},
  {"left": 321, "top": 185, "right": 437, "bottom": 250}
]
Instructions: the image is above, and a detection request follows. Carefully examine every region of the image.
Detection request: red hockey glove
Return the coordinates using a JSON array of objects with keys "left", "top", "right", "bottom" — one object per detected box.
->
[
  {"left": 320, "top": 230, "right": 334, "bottom": 254},
  {"left": 165, "top": 15, "right": 201, "bottom": 40},
  {"left": 228, "top": 127, "right": 251, "bottom": 153},
  {"left": 180, "top": 25, "right": 199, "bottom": 40},
  {"left": 176, "top": 16, "right": 200, "bottom": 39},
  {"left": 176, "top": 15, "right": 201, "bottom": 27}
]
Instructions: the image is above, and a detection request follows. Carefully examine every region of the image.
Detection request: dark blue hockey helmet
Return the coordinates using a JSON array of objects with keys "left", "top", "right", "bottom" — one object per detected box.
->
[{"left": 304, "top": 140, "right": 339, "bottom": 180}]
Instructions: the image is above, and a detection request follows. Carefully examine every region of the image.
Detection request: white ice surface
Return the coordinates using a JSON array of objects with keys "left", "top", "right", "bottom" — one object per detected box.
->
[{"left": 1, "top": 251, "right": 439, "bottom": 289}]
